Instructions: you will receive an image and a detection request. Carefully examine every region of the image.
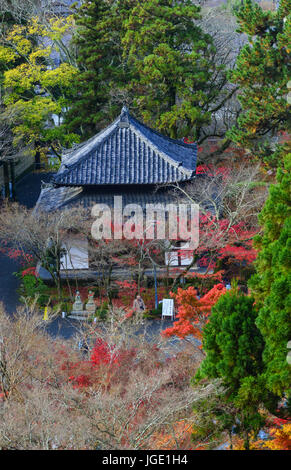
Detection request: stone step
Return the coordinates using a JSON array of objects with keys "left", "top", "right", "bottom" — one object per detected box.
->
[{"left": 68, "top": 314, "right": 90, "bottom": 321}]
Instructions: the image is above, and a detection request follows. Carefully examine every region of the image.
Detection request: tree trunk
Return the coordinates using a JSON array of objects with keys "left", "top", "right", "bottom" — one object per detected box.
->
[{"left": 244, "top": 432, "right": 250, "bottom": 451}]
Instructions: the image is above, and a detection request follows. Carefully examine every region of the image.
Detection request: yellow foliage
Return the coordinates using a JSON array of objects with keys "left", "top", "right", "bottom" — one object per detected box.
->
[
  {"left": 263, "top": 423, "right": 291, "bottom": 450},
  {"left": 0, "top": 46, "right": 17, "bottom": 64},
  {"left": 231, "top": 423, "right": 291, "bottom": 451},
  {"left": 6, "top": 25, "right": 32, "bottom": 55},
  {"left": 4, "top": 63, "right": 42, "bottom": 91},
  {"left": 41, "top": 63, "right": 78, "bottom": 89},
  {"left": 1, "top": 14, "right": 78, "bottom": 151},
  {"left": 29, "top": 47, "right": 52, "bottom": 64},
  {"left": 47, "top": 15, "right": 75, "bottom": 41},
  {"left": 232, "top": 436, "right": 264, "bottom": 450},
  {"left": 27, "top": 17, "right": 47, "bottom": 36}
]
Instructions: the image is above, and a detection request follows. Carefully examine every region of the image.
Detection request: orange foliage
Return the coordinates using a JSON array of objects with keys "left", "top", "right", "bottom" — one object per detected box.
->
[
  {"left": 231, "top": 419, "right": 291, "bottom": 451},
  {"left": 264, "top": 422, "right": 291, "bottom": 450},
  {"left": 149, "top": 419, "right": 194, "bottom": 450},
  {"left": 162, "top": 283, "right": 227, "bottom": 340}
]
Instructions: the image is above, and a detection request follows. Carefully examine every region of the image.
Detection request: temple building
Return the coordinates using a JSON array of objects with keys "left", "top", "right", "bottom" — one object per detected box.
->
[
  {"left": 36, "top": 106, "right": 197, "bottom": 212},
  {"left": 35, "top": 106, "right": 203, "bottom": 277}
]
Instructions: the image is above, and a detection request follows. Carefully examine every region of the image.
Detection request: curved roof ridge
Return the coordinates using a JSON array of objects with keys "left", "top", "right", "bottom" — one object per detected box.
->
[
  {"left": 59, "top": 115, "right": 120, "bottom": 172},
  {"left": 126, "top": 111, "right": 197, "bottom": 171},
  {"left": 128, "top": 112, "right": 197, "bottom": 149},
  {"left": 57, "top": 125, "right": 120, "bottom": 179},
  {"left": 130, "top": 123, "right": 193, "bottom": 177},
  {"left": 53, "top": 106, "right": 196, "bottom": 186}
]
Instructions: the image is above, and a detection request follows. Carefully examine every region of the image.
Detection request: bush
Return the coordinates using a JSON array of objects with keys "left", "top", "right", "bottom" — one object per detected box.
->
[
  {"left": 17, "top": 273, "right": 50, "bottom": 306},
  {"left": 53, "top": 301, "right": 72, "bottom": 314},
  {"left": 145, "top": 302, "right": 163, "bottom": 319},
  {"left": 95, "top": 301, "right": 109, "bottom": 321}
]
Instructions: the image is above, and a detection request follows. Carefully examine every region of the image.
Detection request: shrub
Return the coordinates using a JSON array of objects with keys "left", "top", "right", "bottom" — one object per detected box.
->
[
  {"left": 17, "top": 273, "right": 50, "bottom": 306},
  {"left": 95, "top": 301, "right": 109, "bottom": 321},
  {"left": 146, "top": 302, "right": 163, "bottom": 319}
]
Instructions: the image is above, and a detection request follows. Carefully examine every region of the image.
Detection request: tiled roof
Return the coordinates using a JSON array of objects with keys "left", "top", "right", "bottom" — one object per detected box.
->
[
  {"left": 35, "top": 175, "right": 218, "bottom": 215},
  {"left": 63, "top": 188, "right": 184, "bottom": 210},
  {"left": 35, "top": 186, "right": 185, "bottom": 212},
  {"left": 34, "top": 184, "right": 83, "bottom": 212},
  {"left": 53, "top": 107, "right": 197, "bottom": 186}
]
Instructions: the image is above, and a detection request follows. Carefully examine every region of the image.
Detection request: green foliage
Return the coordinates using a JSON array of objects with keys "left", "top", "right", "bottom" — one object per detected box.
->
[
  {"left": 194, "top": 290, "right": 277, "bottom": 446},
  {"left": 227, "top": 0, "right": 291, "bottom": 166},
  {"left": 55, "top": 300, "right": 72, "bottom": 315},
  {"left": 146, "top": 301, "right": 163, "bottom": 319},
  {"left": 249, "top": 152, "right": 291, "bottom": 396},
  {"left": 196, "top": 291, "right": 264, "bottom": 394},
  {"left": 17, "top": 273, "right": 50, "bottom": 306},
  {"left": 68, "top": 0, "right": 231, "bottom": 141},
  {"left": 66, "top": 0, "right": 127, "bottom": 138},
  {"left": 121, "top": 0, "right": 217, "bottom": 140},
  {"left": 220, "top": 0, "right": 242, "bottom": 13},
  {"left": 191, "top": 392, "right": 240, "bottom": 449},
  {"left": 95, "top": 301, "right": 109, "bottom": 321}
]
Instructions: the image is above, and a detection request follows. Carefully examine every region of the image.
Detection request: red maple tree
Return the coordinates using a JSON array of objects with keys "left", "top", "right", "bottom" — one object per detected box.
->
[{"left": 162, "top": 283, "right": 227, "bottom": 340}]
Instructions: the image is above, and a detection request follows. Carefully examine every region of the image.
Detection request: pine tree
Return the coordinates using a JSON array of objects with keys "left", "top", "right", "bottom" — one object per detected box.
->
[
  {"left": 249, "top": 152, "right": 291, "bottom": 397},
  {"left": 68, "top": 0, "right": 234, "bottom": 141},
  {"left": 227, "top": 0, "right": 291, "bottom": 166},
  {"left": 66, "top": 0, "right": 129, "bottom": 138},
  {"left": 194, "top": 289, "right": 277, "bottom": 449},
  {"left": 196, "top": 291, "right": 264, "bottom": 394},
  {"left": 121, "top": 0, "right": 217, "bottom": 140}
]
